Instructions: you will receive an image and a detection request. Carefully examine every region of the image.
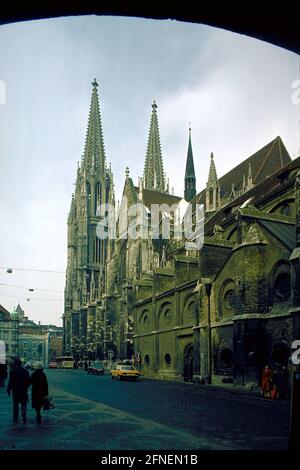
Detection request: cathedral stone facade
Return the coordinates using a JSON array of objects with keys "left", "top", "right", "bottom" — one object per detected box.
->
[
  {"left": 64, "top": 79, "right": 115, "bottom": 359},
  {"left": 64, "top": 81, "right": 300, "bottom": 389}
]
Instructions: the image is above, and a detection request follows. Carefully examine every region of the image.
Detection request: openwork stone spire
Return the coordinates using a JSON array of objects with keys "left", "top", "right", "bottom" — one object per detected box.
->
[
  {"left": 206, "top": 152, "right": 220, "bottom": 212},
  {"left": 143, "top": 101, "right": 166, "bottom": 193},
  {"left": 82, "top": 78, "right": 106, "bottom": 173},
  {"left": 207, "top": 152, "right": 218, "bottom": 185}
]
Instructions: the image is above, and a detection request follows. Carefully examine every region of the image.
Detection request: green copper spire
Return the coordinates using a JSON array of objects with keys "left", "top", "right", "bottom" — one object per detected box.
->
[
  {"left": 143, "top": 101, "right": 166, "bottom": 193},
  {"left": 184, "top": 125, "right": 196, "bottom": 202},
  {"left": 82, "top": 78, "right": 106, "bottom": 173}
]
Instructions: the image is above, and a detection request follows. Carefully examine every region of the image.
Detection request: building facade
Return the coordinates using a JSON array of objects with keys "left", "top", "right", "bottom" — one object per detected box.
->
[
  {"left": 64, "top": 81, "right": 298, "bottom": 389},
  {"left": 63, "top": 79, "right": 115, "bottom": 360},
  {"left": 48, "top": 328, "right": 63, "bottom": 361},
  {"left": 0, "top": 304, "right": 19, "bottom": 361},
  {"left": 134, "top": 137, "right": 299, "bottom": 387},
  {"left": 18, "top": 333, "right": 49, "bottom": 365}
]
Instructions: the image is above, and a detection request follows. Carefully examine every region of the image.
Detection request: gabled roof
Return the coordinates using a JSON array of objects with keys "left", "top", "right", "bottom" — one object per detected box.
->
[
  {"left": 204, "top": 155, "right": 300, "bottom": 235},
  {"left": 142, "top": 188, "right": 181, "bottom": 209},
  {"left": 196, "top": 136, "right": 291, "bottom": 206},
  {"left": 0, "top": 304, "right": 12, "bottom": 321},
  {"left": 259, "top": 219, "right": 295, "bottom": 250},
  {"left": 123, "top": 176, "right": 138, "bottom": 207}
]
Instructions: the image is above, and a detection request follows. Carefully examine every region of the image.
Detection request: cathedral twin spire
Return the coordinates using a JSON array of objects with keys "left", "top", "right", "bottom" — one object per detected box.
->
[
  {"left": 80, "top": 81, "right": 199, "bottom": 204},
  {"left": 143, "top": 101, "right": 167, "bottom": 193},
  {"left": 82, "top": 78, "right": 106, "bottom": 174}
]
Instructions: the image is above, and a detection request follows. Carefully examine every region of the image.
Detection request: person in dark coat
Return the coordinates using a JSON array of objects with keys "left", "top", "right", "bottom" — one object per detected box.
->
[
  {"left": 273, "top": 365, "right": 290, "bottom": 400},
  {"left": 7, "top": 358, "right": 30, "bottom": 424},
  {"left": 29, "top": 362, "right": 49, "bottom": 424},
  {"left": 0, "top": 363, "right": 7, "bottom": 387}
]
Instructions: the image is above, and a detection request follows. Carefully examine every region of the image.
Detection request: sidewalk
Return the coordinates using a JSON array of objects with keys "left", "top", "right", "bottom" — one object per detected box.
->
[{"left": 140, "top": 375, "right": 291, "bottom": 403}]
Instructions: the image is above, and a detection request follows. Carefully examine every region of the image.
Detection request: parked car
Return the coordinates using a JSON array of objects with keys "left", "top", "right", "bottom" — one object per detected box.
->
[
  {"left": 111, "top": 364, "right": 140, "bottom": 381},
  {"left": 48, "top": 361, "right": 58, "bottom": 369},
  {"left": 87, "top": 361, "right": 105, "bottom": 375}
]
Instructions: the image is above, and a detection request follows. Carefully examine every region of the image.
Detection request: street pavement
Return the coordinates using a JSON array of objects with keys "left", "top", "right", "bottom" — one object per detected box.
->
[{"left": 0, "top": 369, "right": 290, "bottom": 450}]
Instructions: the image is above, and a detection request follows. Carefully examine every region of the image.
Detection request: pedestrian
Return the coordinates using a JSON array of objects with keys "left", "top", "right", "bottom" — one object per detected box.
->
[
  {"left": 0, "top": 362, "right": 7, "bottom": 387},
  {"left": 275, "top": 365, "right": 290, "bottom": 400},
  {"left": 187, "top": 355, "right": 193, "bottom": 382},
  {"left": 261, "top": 365, "right": 272, "bottom": 398},
  {"left": 7, "top": 358, "right": 30, "bottom": 424},
  {"left": 29, "top": 361, "right": 49, "bottom": 424},
  {"left": 271, "top": 384, "right": 278, "bottom": 400}
]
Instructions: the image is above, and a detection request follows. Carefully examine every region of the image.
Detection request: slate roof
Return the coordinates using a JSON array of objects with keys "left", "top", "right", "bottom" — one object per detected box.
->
[
  {"left": 141, "top": 188, "right": 181, "bottom": 209},
  {"left": 195, "top": 136, "right": 291, "bottom": 207},
  {"left": 259, "top": 219, "right": 295, "bottom": 250},
  {"left": 0, "top": 304, "right": 12, "bottom": 321},
  {"left": 204, "top": 155, "right": 300, "bottom": 235}
]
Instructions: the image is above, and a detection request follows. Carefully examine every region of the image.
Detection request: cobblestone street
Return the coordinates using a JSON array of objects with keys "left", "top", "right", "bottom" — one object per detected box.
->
[{"left": 0, "top": 369, "right": 290, "bottom": 450}]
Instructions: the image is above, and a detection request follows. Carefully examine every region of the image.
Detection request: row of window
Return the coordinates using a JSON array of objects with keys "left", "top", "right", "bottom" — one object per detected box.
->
[
  {"left": 3, "top": 344, "right": 17, "bottom": 353},
  {"left": 23, "top": 351, "right": 39, "bottom": 358},
  {"left": 219, "top": 269, "right": 291, "bottom": 319},
  {"left": 0, "top": 331, "right": 17, "bottom": 340},
  {"left": 143, "top": 353, "right": 171, "bottom": 367},
  {"left": 22, "top": 342, "right": 40, "bottom": 350},
  {"left": 141, "top": 303, "right": 194, "bottom": 331}
]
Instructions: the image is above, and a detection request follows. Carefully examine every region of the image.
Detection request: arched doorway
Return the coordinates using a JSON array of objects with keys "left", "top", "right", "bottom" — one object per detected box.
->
[
  {"left": 272, "top": 341, "right": 290, "bottom": 366},
  {"left": 183, "top": 344, "right": 193, "bottom": 382}
]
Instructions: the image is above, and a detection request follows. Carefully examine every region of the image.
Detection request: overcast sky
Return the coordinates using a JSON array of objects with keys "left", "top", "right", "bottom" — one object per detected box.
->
[{"left": 0, "top": 15, "right": 298, "bottom": 325}]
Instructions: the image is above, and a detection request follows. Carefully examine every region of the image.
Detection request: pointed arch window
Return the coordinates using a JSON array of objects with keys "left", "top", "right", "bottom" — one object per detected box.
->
[
  {"left": 95, "top": 182, "right": 101, "bottom": 216},
  {"left": 209, "top": 187, "right": 214, "bottom": 206},
  {"left": 93, "top": 237, "right": 101, "bottom": 263},
  {"left": 86, "top": 182, "right": 91, "bottom": 215}
]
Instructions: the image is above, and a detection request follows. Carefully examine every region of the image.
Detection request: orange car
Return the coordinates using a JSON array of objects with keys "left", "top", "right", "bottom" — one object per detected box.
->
[{"left": 111, "top": 364, "right": 140, "bottom": 381}]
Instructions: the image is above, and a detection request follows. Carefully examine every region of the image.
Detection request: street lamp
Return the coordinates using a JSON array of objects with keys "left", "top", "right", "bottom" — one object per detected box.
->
[{"left": 205, "top": 282, "right": 212, "bottom": 384}]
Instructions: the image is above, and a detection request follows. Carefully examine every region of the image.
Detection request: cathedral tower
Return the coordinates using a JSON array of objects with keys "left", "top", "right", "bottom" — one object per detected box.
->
[{"left": 64, "top": 79, "right": 115, "bottom": 356}]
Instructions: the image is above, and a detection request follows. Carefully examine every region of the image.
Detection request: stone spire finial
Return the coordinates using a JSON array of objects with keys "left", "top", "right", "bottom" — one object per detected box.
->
[{"left": 206, "top": 152, "right": 219, "bottom": 212}]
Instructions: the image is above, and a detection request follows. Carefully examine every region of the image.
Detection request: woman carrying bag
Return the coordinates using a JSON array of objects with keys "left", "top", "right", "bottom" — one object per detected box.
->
[{"left": 30, "top": 362, "right": 49, "bottom": 424}]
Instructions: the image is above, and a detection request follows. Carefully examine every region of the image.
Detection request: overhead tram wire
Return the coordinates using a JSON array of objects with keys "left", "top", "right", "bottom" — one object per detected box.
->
[
  {"left": 0, "top": 266, "right": 65, "bottom": 274},
  {"left": 0, "top": 282, "right": 63, "bottom": 293},
  {"left": 0, "top": 293, "right": 62, "bottom": 302}
]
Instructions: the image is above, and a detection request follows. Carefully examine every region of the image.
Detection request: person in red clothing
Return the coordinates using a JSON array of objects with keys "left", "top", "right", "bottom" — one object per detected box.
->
[{"left": 261, "top": 365, "right": 272, "bottom": 398}]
